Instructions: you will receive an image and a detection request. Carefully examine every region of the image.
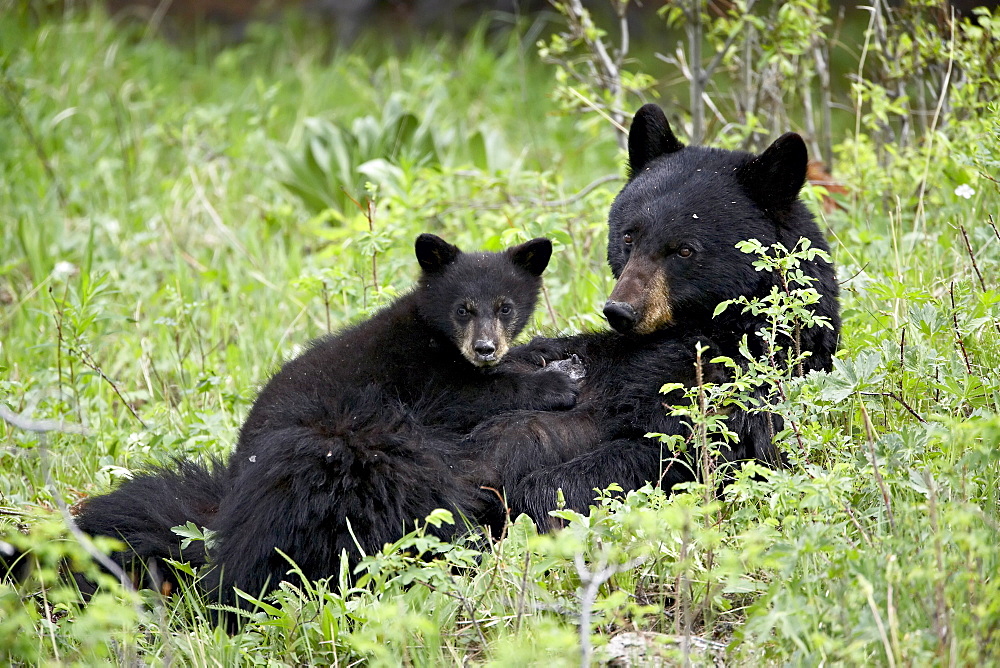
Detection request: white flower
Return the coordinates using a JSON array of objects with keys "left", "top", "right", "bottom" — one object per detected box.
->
[
  {"left": 955, "top": 184, "right": 975, "bottom": 199},
  {"left": 52, "top": 261, "right": 79, "bottom": 279}
]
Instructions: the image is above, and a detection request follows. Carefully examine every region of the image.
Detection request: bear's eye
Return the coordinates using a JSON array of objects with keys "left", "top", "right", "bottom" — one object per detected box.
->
[
  {"left": 456, "top": 306, "right": 470, "bottom": 317},
  {"left": 622, "top": 232, "right": 634, "bottom": 246},
  {"left": 677, "top": 246, "right": 694, "bottom": 258},
  {"left": 499, "top": 304, "right": 513, "bottom": 316}
]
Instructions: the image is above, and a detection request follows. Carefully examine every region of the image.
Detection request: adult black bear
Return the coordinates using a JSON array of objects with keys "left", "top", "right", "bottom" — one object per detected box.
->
[
  {"left": 70, "top": 234, "right": 579, "bottom": 605},
  {"left": 466, "top": 104, "right": 840, "bottom": 526}
]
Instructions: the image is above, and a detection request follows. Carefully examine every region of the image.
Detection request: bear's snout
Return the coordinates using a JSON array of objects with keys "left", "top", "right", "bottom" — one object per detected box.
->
[
  {"left": 474, "top": 340, "right": 497, "bottom": 360},
  {"left": 604, "top": 300, "right": 638, "bottom": 332}
]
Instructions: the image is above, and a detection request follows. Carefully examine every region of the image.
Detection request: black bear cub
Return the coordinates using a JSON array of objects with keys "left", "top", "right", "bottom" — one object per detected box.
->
[
  {"left": 70, "top": 234, "right": 577, "bottom": 610},
  {"left": 234, "top": 232, "right": 575, "bottom": 453}
]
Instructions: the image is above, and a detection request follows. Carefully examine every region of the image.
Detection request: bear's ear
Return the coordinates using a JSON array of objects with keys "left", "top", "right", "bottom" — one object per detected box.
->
[
  {"left": 737, "top": 132, "right": 808, "bottom": 214},
  {"left": 507, "top": 238, "right": 552, "bottom": 277},
  {"left": 415, "top": 234, "right": 462, "bottom": 273},
  {"left": 627, "top": 104, "right": 684, "bottom": 178}
]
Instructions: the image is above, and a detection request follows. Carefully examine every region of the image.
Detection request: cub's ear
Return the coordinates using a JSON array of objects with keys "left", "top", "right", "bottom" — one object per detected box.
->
[
  {"left": 737, "top": 132, "right": 808, "bottom": 214},
  {"left": 507, "top": 237, "right": 552, "bottom": 277},
  {"left": 627, "top": 103, "right": 684, "bottom": 178},
  {"left": 415, "top": 234, "right": 462, "bottom": 273}
]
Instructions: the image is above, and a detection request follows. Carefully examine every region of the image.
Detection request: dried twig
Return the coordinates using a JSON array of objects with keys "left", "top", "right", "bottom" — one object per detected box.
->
[
  {"left": 522, "top": 174, "right": 621, "bottom": 208},
  {"left": 72, "top": 346, "right": 149, "bottom": 430},
  {"left": 0, "top": 405, "right": 92, "bottom": 437},
  {"left": 859, "top": 391, "right": 925, "bottom": 423},
  {"left": 949, "top": 281, "right": 973, "bottom": 375},
  {"left": 575, "top": 554, "right": 646, "bottom": 667},
  {"left": 959, "top": 225, "right": 987, "bottom": 292}
]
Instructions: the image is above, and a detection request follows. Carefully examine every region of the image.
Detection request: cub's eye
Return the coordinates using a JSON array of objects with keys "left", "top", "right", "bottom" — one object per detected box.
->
[
  {"left": 677, "top": 246, "right": 694, "bottom": 258},
  {"left": 499, "top": 304, "right": 513, "bottom": 316},
  {"left": 623, "top": 233, "right": 634, "bottom": 245},
  {"left": 456, "top": 306, "right": 469, "bottom": 317}
]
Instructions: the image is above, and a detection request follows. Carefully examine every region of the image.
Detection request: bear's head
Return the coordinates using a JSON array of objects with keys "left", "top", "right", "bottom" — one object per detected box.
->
[
  {"left": 603, "top": 103, "right": 836, "bottom": 343},
  {"left": 415, "top": 234, "right": 552, "bottom": 367}
]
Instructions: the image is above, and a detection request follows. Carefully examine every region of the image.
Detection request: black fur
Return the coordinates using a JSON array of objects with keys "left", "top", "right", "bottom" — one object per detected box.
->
[
  {"left": 72, "top": 459, "right": 229, "bottom": 594},
  {"left": 473, "top": 104, "right": 840, "bottom": 525},
  {"left": 462, "top": 328, "right": 727, "bottom": 530},
  {"left": 71, "top": 234, "right": 578, "bottom": 612}
]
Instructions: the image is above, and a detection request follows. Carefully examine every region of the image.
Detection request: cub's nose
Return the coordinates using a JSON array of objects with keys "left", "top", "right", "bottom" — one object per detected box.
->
[
  {"left": 474, "top": 340, "right": 497, "bottom": 358},
  {"left": 603, "top": 300, "right": 637, "bottom": 333}
]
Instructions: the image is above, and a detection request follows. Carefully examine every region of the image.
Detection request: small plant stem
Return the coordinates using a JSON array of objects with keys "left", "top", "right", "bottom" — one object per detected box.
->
[
  {"left": 0, "top": 70, "right": 68, "bottom": 210},
  {"left": 959, "top": 225, "right": 987, "bottom": 292},
  {"left": 694, "top": 345, "right": 712, "bottom": 506},
  {"left": 183, "top": 308, "right": 208, "bottom": 372},
  {"left": 899, "top": 326, "right": 906, "bottom": 395},
  {"left": 860, "top": 392, "right": 926, "bottom": 424},
  {"left": 949, "top": 281, "right": 973, "bottom": 375},
  {"left": 913, "top": 15, "right": 956, "bottom": 235},
  {"left": 547, "top": 0, "right": 629, "bottom": 145},
  {"left": 514, "top": 549, "right": 531, "bottom": 634},
  {"left": 49, "top": 287, "right": 65, "bottom": 403},
  {"left": 73, "top": 345, "right": 149, "bottom": 430},
  {"left": 864, "top": 577, "right": 897, "bottom": 668},
  {"left": 859, "top": 402, "right": 895, "bottom": 531},
  {"left": 959, "top": 224, "right": 1000, "bottom": 337},
  {"left": 343, "top": 189, "right": 380, "bottom": 294},
  {"left": 842, "top": 502, "right": 873, "bottom": 547},
  {"left": 924, "top": 472, "right": 952, "bottom": 658},
  {"left": 887, "top": 556, "right": 903, "bottom": 666},
  {"left": 367, "top": 199, "right": 378, "bottom": 289},
  {"left": 688, "top": 0, "right": 704, "bottom": 143},
  {"left": 522, "top": 173, "right": 620, "bottom": 208},
  {"left": 815, "top": 39, "right": 834, "bottom": 168},
  {"left": 678, "top": 515, "right": 693, "bottom": 663},
  {"left": 573, "top": 555, "right": 643, "bottom": 668},
  {"left": 321, "top": 281, "right": 332, "bottom": 333},
  {"left": 415, "top": 578, "right": 488, "bottom": 650}
]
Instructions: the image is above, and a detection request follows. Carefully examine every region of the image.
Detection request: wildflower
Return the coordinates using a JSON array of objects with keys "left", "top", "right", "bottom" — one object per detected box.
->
[
  {"left": 954, "top": 184, "right": 975, "bottom": 199},
  {"left": 52, "top": 261, "right": 79, "bottom": 279}
]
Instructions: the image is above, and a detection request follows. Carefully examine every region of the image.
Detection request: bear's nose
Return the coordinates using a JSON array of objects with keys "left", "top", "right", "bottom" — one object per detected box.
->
[
  {"left": 474, "top": 340, "right": 496, "bottom": 357},
  {"left": 603, "top": 301, "right": 637, "bottom": 333}
]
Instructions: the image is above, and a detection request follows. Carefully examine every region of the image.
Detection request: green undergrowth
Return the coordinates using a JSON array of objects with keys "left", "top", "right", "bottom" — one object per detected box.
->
[{"left": 2, "top": 3, "right": 999, "bottom": 665}]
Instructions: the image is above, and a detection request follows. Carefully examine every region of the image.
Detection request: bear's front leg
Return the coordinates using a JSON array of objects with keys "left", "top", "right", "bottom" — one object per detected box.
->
[
  {"left": 508, "top": 438, "right": 696, "bottom": 529},
  {"left": 505, "top": 335, "right": 578, "bottom": 369}
]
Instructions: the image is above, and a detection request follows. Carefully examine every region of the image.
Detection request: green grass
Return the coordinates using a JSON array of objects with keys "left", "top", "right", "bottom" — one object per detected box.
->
[{"left": 2, "top": 3, "right": 1000, "bottom": 665}]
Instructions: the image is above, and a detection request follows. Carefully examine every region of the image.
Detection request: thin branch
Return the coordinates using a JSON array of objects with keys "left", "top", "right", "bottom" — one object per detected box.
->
[
  {"left": 913, "top": 11, "right": 956, "bottom": 233},
  {"left": 859, "top": 402, "right": 896, "bottom": 531},
  {"left": 72, "top": 346, "right": 149, "bottom": 430},
  {"left": 959, "top": 225, "right": 987, "bottom": 292},
  {"left": 700, "top": 0, "right": 758, "bottom": 88},
  {"left": 859, "top": 392, "right": 926, "bottom": 423},
  {"left": 414, "top": 577, "right": 488, "bottom": 649},
  {"left": 515, "top": 548, "right": 531, "bottom": 633},
  {"left": 0, "top": 405, "right": 92, "bottom": 436},
  {"left": 574, "top": 554, "right": 646, "bottom": 668},
  {"left": 520, "top": 174, "right": 621, "bottom": 208},
  {"left": 949, "top": 281, "right": 973, "bottom": 375}
]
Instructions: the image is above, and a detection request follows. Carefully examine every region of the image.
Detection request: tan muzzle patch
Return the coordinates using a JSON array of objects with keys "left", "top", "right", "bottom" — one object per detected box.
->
[
  {"left": 608, "top": 260, "right": 673, "bottom": 334},
  {"left": 458, "top": 319, "right": 511, "bottom": 367}
]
